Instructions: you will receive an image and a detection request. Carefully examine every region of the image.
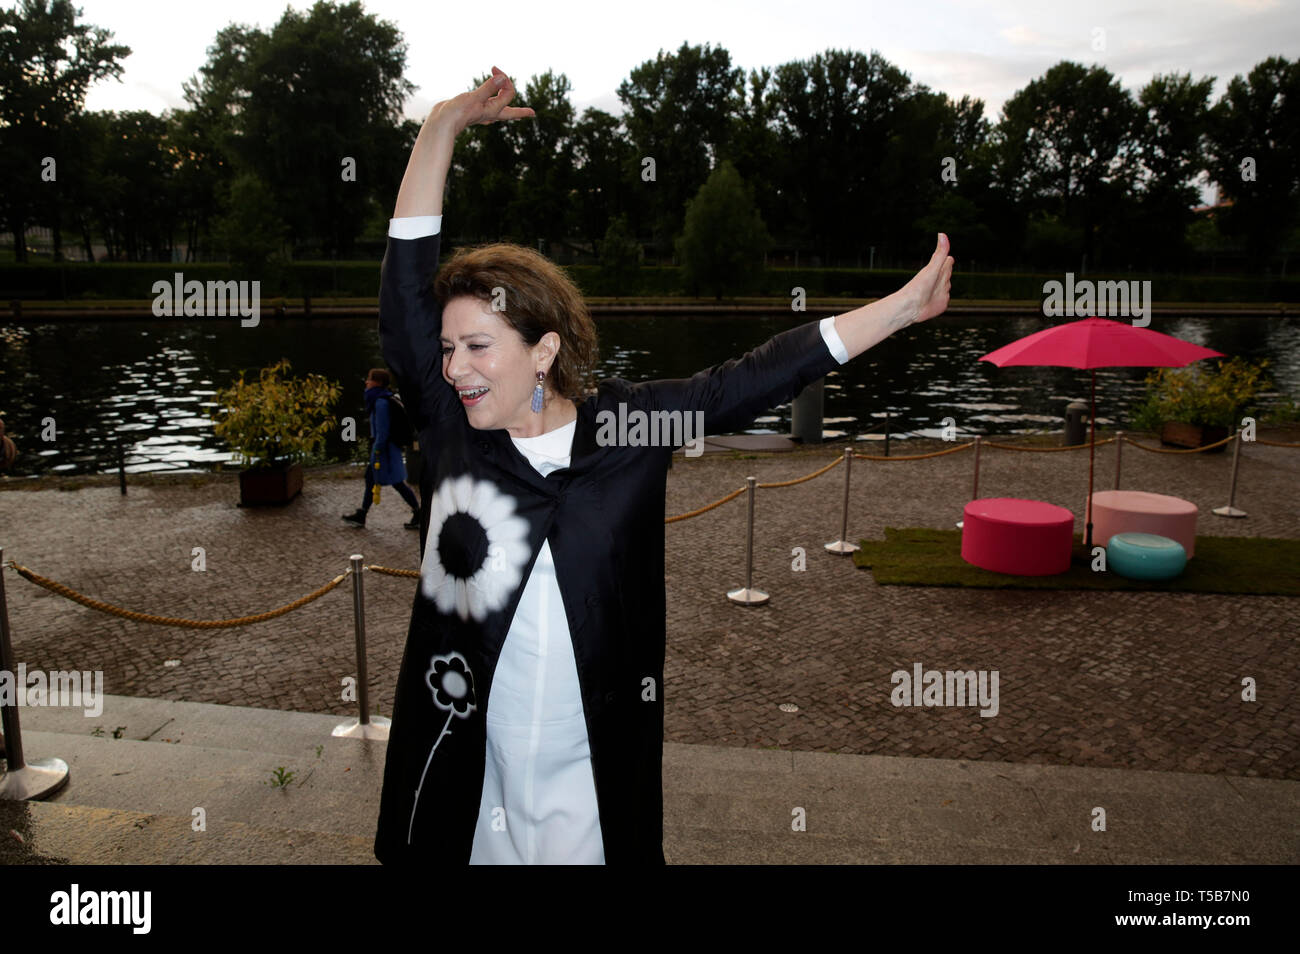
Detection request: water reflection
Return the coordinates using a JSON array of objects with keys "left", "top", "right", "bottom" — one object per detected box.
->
[{"left": 0, "top": 314, "right": 1295, "bottom": 475}]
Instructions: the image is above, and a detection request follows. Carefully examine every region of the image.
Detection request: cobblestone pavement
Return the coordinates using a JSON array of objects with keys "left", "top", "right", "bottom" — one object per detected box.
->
[{"left": 2, "top": 434, "right": 1297, "bottom": 781}]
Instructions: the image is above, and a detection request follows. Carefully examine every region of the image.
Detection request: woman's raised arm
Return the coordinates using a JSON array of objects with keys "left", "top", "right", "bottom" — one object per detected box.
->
[
  {"left": 380, "top": 68, "right": 535, "bottom": 436},
  {"left": 829, "top": 233, "right": 953, "bottom": 359},
  {"left": 394, "top": 66, "right": 535, "bottom": 217},
  {"left": 615, "top": 235, "right": 955, "bottom": 441}
]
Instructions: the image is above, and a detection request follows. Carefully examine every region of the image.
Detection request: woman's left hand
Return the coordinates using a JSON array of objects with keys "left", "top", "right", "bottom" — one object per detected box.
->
[{"left": 899, "top": 233, "right": 954, "bottom": 326}]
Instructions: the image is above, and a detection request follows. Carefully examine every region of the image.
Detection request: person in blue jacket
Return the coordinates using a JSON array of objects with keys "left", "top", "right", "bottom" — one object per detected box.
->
[{"left": 342, "top": 368, "right": 421, "bottom": 529}]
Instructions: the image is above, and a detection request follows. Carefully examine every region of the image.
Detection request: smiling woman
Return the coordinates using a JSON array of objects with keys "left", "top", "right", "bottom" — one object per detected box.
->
[
  {"left": 433, "top": 242, "right": 599, "bottom": 437},
  {"left": 372, "top": 65, "right": 953, "bottom": 867}
]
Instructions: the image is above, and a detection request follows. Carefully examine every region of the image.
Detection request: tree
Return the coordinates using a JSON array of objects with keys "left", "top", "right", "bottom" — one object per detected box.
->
[
  {"left": 498, "top": 69, "right": 577, "bottom": 250},
  {"left": 0, "top": 0, "right": 129, "bottom": 260},
  {"left": 444, "top": 73, "right": 525, "bottom": 243},
  {"left": 917, "top": 95, "right": 1001, "bottom": 264},
  {"left": 597, "top": 213, "right": 641, "bottom": 290},
  {"left": 182, "top": 1, "right": 412, "bottom": 257},
  {"left": 769, "top": 50, "right": 918, "bottom": 265},
  {"left": 571, "top": 107, "right": 639, "bottom": 252},
  {"left": 675, "top": 160, "right": 770, "bottom": 299},
  {"left": 92, "top": 110, "right": 177, "bottom": 261},
  {"left": 993, "top": 61, "right": 1142, "bottom": 270},
  {"left": 210, "top": 171, "right": 289, "bottom": 270},
  {"left": 1205, "top": 56, "right": 1300, "bottom": 272},
  {"left": 720, "top": 67, "right": 788, "bottom": 251},
  {"left": 1122, "top": 72, "right": 1214, "bottom": 270},
  {"left": 618, "top": 43, "right": 743, "bottom": 257}
]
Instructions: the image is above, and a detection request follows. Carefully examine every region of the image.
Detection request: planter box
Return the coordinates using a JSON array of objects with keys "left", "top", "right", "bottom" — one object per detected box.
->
[
  {"left": 1160, "top": 421, "right": 1229, "bottom": 452},
  {"left": 239, "top": 461, "right": 304, "bottom": 506}
]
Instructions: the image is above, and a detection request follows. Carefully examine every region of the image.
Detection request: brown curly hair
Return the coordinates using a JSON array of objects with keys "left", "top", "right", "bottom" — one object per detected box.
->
[{"left": 432, "top": 243, "right": 600, "bottom": 403}]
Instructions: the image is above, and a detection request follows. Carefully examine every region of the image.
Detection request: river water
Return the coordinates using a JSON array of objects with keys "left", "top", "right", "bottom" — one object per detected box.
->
[{"left": 0, "top": 313, "right": 1295, "bottom": 476}]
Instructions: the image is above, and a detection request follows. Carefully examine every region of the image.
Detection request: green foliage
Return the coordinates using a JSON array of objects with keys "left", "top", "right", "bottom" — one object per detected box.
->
[
  {"left": 1262, "top": 397, "right": 1300, "bottom": 424},
  {"left": 675, "top": 160, "right": 770, "bottom": 299},
  {"left": 1204, "top": 57, "right": 1300, "bottom": 268},
  {"left": 619, "top": 42, "right": 742, "bottom": 257},
  {"left": 6, "top": 259, "right": 1300, "bottom": 302},
  {"left": 269, "top": 766, "right": 296, "bottom": 788},
  {"left": 995, "top": 61, "right": 1141, "bottom": 265},
  {"left": 597, "top": 213, "right": 642, "bottom": 285},
  {"left": 184, "top": 1, "right": 414, "bottom": 259},
  {"left": 2, "top": 10, "right": 1297, "bottom": 276},
  {"left": 209, "top": 358, "right": 341, "bottom": 469},
  {"left": 210, "top": 172, "right": 290, "bottom": 270},
  {"left": 1128, "top": 356, "right": 1275, "bottom": 430},
  {"left": 0, "top": 0, "right": 130, "bottom": 262}
]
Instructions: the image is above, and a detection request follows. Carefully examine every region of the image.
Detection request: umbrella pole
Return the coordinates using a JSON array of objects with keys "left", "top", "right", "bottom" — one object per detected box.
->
[{"left": 1086, "top": 370, "right": 1096, "bottom": 549}]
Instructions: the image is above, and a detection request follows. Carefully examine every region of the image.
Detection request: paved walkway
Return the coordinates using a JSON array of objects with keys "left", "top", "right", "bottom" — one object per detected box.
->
[{"left": 1, "top": 432, "right": 1297, "bottom": 789}]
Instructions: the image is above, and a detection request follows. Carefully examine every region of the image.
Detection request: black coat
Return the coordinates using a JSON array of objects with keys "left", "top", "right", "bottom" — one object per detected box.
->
[{"left": 372, "top": 232, "right": 842, "bottom": 864}]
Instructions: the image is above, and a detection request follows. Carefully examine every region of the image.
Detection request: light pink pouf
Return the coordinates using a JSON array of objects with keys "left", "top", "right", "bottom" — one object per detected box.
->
[
  {"left": 961, "top": 498, "right": 1075, "bottom": 576},
  {"left": 1089, "top": 490, "right": 1198, "bottom": 558}
]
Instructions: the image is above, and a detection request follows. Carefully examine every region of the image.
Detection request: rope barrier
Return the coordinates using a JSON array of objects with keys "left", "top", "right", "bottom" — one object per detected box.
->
[
  {"left": 2, "top": 559, "right": 349, "bottom": 628},
  {"left": 756, "top": 455, "right": 843, "bottom": 488},
  {"left": 1122, "top": 433, "right": 1237, "bottom": 454},
  {"left": 853, "top": 441, "right": 975, "bottom": 462},
  {"left": 4, "top": 428, "right": 1294, "bottom": 621},
  {"left": 984, "top": 438, "right": 1116, "bottom": 452},
  {"left": 366, "top": 564, "right": 419, "bottom": 579},
  {"left": 665, "top": 486, "right": 747, "bottom": 523}
]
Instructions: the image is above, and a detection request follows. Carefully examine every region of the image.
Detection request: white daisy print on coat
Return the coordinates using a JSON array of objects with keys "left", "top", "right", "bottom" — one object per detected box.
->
[{"left": 419, "top": 474, "right": 531, "bottom": 623}]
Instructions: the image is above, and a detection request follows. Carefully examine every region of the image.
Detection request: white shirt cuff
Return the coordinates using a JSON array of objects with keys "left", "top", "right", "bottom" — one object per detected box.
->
[
  {"left": 820, "top": 316, "right": 849, "bottom": 364},
  {"left": 388, "top": 215, "right": 442, "bottom": 239}
]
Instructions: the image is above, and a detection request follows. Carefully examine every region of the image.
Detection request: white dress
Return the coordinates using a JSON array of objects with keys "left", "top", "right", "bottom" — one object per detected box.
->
[{"left": 468, "top": 418, "right": 606, "bottom": 864}]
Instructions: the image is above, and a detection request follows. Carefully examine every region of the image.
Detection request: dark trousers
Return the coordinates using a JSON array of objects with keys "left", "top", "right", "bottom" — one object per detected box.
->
[{"left": 362, "top": 464, "right": 420, "bottom": 513}]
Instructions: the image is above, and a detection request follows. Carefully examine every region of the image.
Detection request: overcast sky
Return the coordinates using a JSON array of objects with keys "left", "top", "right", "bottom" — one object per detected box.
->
[{"left": 68, "top": 0, "right": 1299, "bottom": 124}]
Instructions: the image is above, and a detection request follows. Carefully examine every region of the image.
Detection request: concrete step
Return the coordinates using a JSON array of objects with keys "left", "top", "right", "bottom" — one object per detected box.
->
[
  {"left": 4, "top": 695, "right": 1298, "bottom": 864},
  {"left": 0, "top": 799, "right": 376, "bottom": 864},
  {"left": 7, "top": 694, "right": 367, "bottom": 757},
  {"left": 11, "top": 729, "right": 384, "bottom": 840}
]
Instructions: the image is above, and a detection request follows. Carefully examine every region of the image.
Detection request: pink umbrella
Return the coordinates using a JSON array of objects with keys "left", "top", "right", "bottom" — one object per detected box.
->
[{"left": 978, "top": 317, "right": 1225, "bottom": 547}]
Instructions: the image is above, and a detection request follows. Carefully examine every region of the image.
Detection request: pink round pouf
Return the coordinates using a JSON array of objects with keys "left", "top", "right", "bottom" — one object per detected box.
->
[
  {"left": 1089, "top": 490, "right": 1198, "bottom": 558},
  {"left": 961, "top": 498, "right": 1075, "bottom": 576}
]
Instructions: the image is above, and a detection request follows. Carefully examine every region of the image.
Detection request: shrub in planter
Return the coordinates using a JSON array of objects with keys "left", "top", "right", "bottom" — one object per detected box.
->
[
  {"left": 1128, "top": 356, "right": 1274, "bottom": 450},
  {"left": 209, "top": 358, "right": 342, "bottom": 505}
]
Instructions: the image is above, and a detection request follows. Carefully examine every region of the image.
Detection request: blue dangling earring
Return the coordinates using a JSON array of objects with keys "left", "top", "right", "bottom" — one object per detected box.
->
[{"left": 530, "top": 369, "right": 545, "bottom": 413}]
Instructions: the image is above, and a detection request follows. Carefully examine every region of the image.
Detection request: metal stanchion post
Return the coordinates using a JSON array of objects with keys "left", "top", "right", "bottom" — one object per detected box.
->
[
  {"left": 727, "top": 477, "right": 769, "bottom": 605},
  {"left": 956, "top": 435, "right": 982, "bottom": 529},
  {"left": 0, "top": 546, "right": 71, "bottom": 800},
  {"left": 825, "top": 447, "right": 859, "bottom": 555},
  {"left": 1213, "top": 431, "right": 1248, "bottom": 518},
  {"left": 1114, "top": 431, "right": 1124, "bottom": 490},
  {"left": 333, "top": 554, "right": 392, "bottom": 739}
]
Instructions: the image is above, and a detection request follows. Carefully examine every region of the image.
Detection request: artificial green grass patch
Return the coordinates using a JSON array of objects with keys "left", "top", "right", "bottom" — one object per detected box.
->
[{"left": 851, "top": 528, "right": 1300, "bottom": 596}]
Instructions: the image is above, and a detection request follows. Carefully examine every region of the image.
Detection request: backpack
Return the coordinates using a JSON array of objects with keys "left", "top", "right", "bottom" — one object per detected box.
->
[{"left": 384, "top": 393, "right": 413, "bottom": 448}]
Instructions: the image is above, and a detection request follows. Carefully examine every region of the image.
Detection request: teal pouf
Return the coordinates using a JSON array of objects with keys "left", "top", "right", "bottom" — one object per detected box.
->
[{"left": 1107, "top": 532, "right": 1187, "bottom": 580}]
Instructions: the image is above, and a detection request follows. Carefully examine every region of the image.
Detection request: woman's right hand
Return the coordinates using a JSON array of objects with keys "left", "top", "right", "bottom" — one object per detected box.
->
[{"left": 426, "top": 66, "right": 535, "bottom": 139}]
